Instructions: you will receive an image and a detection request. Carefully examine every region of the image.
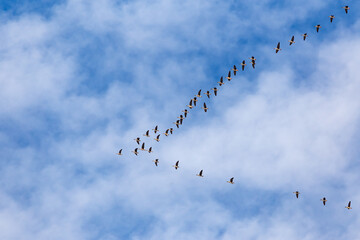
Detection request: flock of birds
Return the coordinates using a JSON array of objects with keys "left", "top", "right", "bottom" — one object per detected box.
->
[{"left": 117, "top": 5, "right": 353, "bottom": 210}]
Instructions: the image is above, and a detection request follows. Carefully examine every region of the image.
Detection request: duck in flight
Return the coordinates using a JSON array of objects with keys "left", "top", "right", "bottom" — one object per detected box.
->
[
  {"left": 274, "top": 42, "right": 281, "bottom": 53},
  {"left": 187, "top": 99, "right": 193, "bottom": 109},
  {"left": 196, "top": 170, "right": 204, "bottom": 177},
  {"left": 177, "top": 115, "right": 184, "bottom": 124},
  {"left": 226, "top": 71, "right": 232, "bottom": 81},
  {"left": 293, "top": 191, "right": 300, "bottom": 198},
  {"left": 164, "top": 129, "right": 169, "bottom": 136},
  {"left": 143, "top": 130, "right": 150, "bottom": 137},
  {"left": 289, "top": 36, "right": 295, "bottom": 45},
  {"left": 182, "top": 109, "right": 188, "bottom": 118},
  {"left": 241, "top": 60, "right": 246, "bottom": 71},
  {"left": 153, "top": 159, "right": 159, "bottom": 166},
  {"left": 218, "top": 76, "right": 224, "bottom": 86},
  {"left": 201, "top": 103, "right": 208, "bottom": 112},
  {"left": 152, "top": 125, "right": 159, "bottom": 134},
  {"left": 232, "top": 65, "right": 238, "bottom": 76},
  {"left": 134, "top": 137, "right": 140, "bottom": 145},
  {"left": 227, "top": 177, "right": 234, "bottom": 184},
  {"left": 192, "top": 97, "right": 198, "bottom": 106},
  {"left": 140, "top": 142, "right": 146, "bottom": 151},
  {"left": 321, "top": 197, "right": 327, "bottom": 206},
  {"left": 329, "top": 15, "right": 335, "bottom": 23},
  {"left": 173, "top": 160, "right": 179, "bottom": 170},
  {"left": 196, "top": 89, "right": 202, "bottom": 98},
  {"left": 302, "top": 33, "right": 308, "bottom": 41},
  {"left": 148, "top": 147, "right": 153, "bottom": 153},
  {"left": 204, "top": 90, "right": 211, "bottom": 98},
  {"left": 343, "top": 6, "right": 349, "bottom": 14},
  {"left": 117, "top": 149, "right": 123, "bottom": 155},
  {"left": 154, "top": 134, "right": 160, "bottom": 142},
  {"left": 345, "top": 201, "right": 352, "bottom": 210},
  {"left": 211, "top": 87, "right": 218, "bottom": 96},
  {"left": 169, "top": 128, "right": 173, "bottom": 134},
  {"left": 132, "top": 148, "right": 139, "bottom": 156},
  {"left": 174, "top": 120, "right": 180, "bottom": 128},
  {"left": 249, "top": 57, "right": 256, "bottom": 69},
  {"left": 315, "top": 24, "right": 321, "bottom": 33}
]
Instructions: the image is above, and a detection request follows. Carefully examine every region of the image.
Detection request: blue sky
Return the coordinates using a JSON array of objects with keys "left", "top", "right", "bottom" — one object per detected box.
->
[{"left": 0, "top": 0, "right": 360, "bottom": 239}]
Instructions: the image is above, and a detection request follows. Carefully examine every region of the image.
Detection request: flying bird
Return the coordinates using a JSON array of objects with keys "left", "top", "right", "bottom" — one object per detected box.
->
[
  {"left": 204, "top": 90, "right": 211, "bottom": 98},
  {"left": 274, "top": 42, "right": 281, "bottom": 53},
  {"left": 196, "top": 89, "right": 202, "bottom": 98},
  {"left": 134, "top": 137, "right": 140, "bottom": 145},
  {"left": 227, "top": 177, "right": 234, "bottom": 184},
  {"left": 143, "top": 130, "right": 150, "bottom": 137},
  {"left": 187, "top": 99, "right": 193, "bottom": 109},
  {"left": 164, "top": 129, "right": 169, "bottom": 136},
  {"left": 169, "top": 128, "right": 173, "bottom": 134},
  {"left": 154, "top": 134, "right": 160, "bottom": 142},
  {"left": 321, "top": 197, "right": 327, "bottom": 206},
  {"left": 289, "top": 36, "right": 295, "bottom": 45},
  {"left": 232, "top": 65, "right": 238, "bottom": 76},
  {"left": 315, "top": 25, "right": 321, "bottom": 33},
  {"left": 329, "top": 15, "right": 335, "bottom": 23},
  {"left": 174, "top": 120, "right": 180, "bottom": 128},
  {"left": 173, "top": 160, "right": 179, "bottom": 170},
  {"left": 211, "top": 87, "right": 218, "bottom": 96},
  {"left": 182, "top": 109, "right": 188, "bottom": 118},
  {"left": 152, "top": 125, "right": 159, "bottom": 134},
  {"left": 249, "top": 57, "right": 256, "bottom": 69},
  {"left": 241, "top": 60, "right": 246, "bottom": 71},
  {"left": 345, "top": 201, "right": 352, "bottom": 210},
  {"left": 177, "top": 115, "right": 184, "bottom": 124},
  {"left": 226, "top": 71, "right": 232, "bottom": 81},
  {"left": 218, "top": 76, "right": 224, "bottom": 86},
  {"left": 196, "top": 170, "right": 204, "bottom": 177},
  {"left": 148, "top": 147, "right": 153, "bottom": 153},
  {"left": 132, "top": 148, "right": 139, "bottom": 156},
  {"left": 153, "top": 159, "right": 159, "bottom": 166},
  {"left": 201, "top": 103, "right": 208, "bottom": 112},
  {"left": 140, "top": 142, "right": 146, "bottom": 151},
  {"left": 302, "top": 33, "right": 308, "bottom": 41},
  {"left": 192, "top": 97, "right": 197, "bottom": 106},
  {"left": 343, "top": 6, "right": 349, "bottom": 14},
  {"left": 293, "top": 191, "right": 300, "bottom": 198},
  {"left": 117, "top": 149, "right": 123, "bottom": 155}
]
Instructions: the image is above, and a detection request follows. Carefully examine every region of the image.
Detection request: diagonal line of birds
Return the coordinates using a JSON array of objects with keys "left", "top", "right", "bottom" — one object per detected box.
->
[{"left": 116, "top": 5, "right": 353, "bottom": 210}]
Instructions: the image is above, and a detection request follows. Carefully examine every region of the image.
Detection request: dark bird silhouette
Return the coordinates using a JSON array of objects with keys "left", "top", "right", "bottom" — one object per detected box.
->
[
  {"left": 232, "top": 65, "right": 238, "bottom": 76},
  {"left": 218, "top": 76, "right": 224, "bottom": 86},
  {"left": 343, "top": 6, "right": 349, "bottom": 14},
  {"left": 169, "top": 128, "right": 173, "bottom": 134},
  {"left": 134, "top": 137, "right": 140, "bottom": 145},
  {"left": 164, "top": 129, "right": 169, "bottom": 136},
  {"left": 315, "top": 25, "right": 321, "bottom": 33},
  {"left": 201, "top": 103, "right": 208, "bottom": 112},
  {"left": 241, "top": 60, "right": 246, "bottom": 71},
  {"left": 302, "top": 33, "right": 308, "bottom": 41},
  {"left": 173, "top": 160, "right": 179, "bottom": 170},
  {"left": 174, "top": 120, "right": 180, "bottom": 128},
  {"left": 196, "top": 170, "right": 204, "bottom": 177},
  {"left": 187, "top": 99, "right": 193, "bottom": 109},
  {"left": 249, "top": 56, "right": 256, "bottom": 69},
  {"left": 132, "top": 148, "right": 139, "bottom": 156},
  {"left": 211, "top": 87, "right": 218, "bottom": 96},
  {"left": 152, "top": 125, "right": 159, "bottom": 134},
  {"left": 196, "top": 89, "right": 202, "bottom": 98},
  {"left": 182, "top": 109, "right": 188, "bottom": 118},
  {"left": 154, "top": 134, "right": 160, "bottom": 142},
  {"left": 226, "top": 71, "right": 232, "bottom": 81},
  {"left": 204, "top": 90, "right": 211, "bottom": 98},
  {"left": 140, "top": 142, "right": 146, "bottom": 151},
  {"left": 227, "top": 177, "right": 234, "bottom": 184},
  {"left": 293, "top": 191, "right": 300, "bottom": 198},
  {"left": 345, "top": 201, "right": 352, "bottom": 210},
  {"left": 117, "top": 149, "right": 123, "bottom": 155},
  {"left": 143, "top": 130, "right": 150, "bottom": 137},
  {"left": 329, "top": 15, "right": 335, "bottom": 23},
  {"left": 274, "top": 42, "right": 281, "bottom": 53},
  {"left": 321, "top": 197, "right": 327, "bottom": 206},
  {"left": 153, "top": 159, "right": 159, "bottom": 166},
  {"left": 289, "top": 36, "right": 295, "bottom": 45},
  {"left": 148, "top": 147, "right": 153, "bottom": 153},
  {"left": 192, "top": 97, "right": 197, "bottom": 106}
]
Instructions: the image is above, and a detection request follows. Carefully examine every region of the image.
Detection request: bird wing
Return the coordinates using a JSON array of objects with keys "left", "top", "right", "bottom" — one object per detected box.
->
[
  {"left": 198, "top": 89, "right": 201, "bottom": 95},
  {"left": 277, "top": 42, "right": 280, "bottom": 49}
]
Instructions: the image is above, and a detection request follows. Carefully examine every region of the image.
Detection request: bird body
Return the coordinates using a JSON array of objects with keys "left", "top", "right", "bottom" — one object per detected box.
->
[
  {"left": 148, "top": 147, "right": 153, "bottom": 153},
  {"left": 274, "top": 42, "right": 281, "bottom": 53},
  {"left": 152, "top": 126, "right": 159, "bottom": 134},
  {"left": 154, "top": 134, "right": 160, "bottom": 142},
  {"left": 232, "top": 65, "right": 238, "bottom": 76},
  {"left": 187, "top": 99, "right": 193, "bottom": 109},
  {"left": 134, "top": 137, "right": 140, "bottom": 145},
  {"left": 241, "top": 60, "right": 246, "bottom": 71},
  {"left": 343, "top": 6, "right": 349, "bottom": 14},
  {"left": 153, "top": 159, "right": 159, "bottom": 166},
  {"left": 117, "top": 149, "right": 123, "bottom": 155},
  {"left": 201, "top": 103, "right": 208, "bottom": 112},
  {"left": 226, "top": 71, "right": 232, "bottom": 81},
  {"left": 211, "top": 88, "right": 218, "bottom": 96},
  {"left": 321, "top": 197, "right": 327, "bottom": 206},
  {"left": 302, "top": 33, "right": 308, "bottom": 41},
  {"left": 218, "top": 76, "right": 224, "bottom": 86},
  {"left": 227, "top": 177, "right": 234, "bottom": 184},
  {"left": 132, "top": 148, "right": 139, "bottom": 156},
  {"left": 289, "top": 36, "right": 295, "bottom": 45},
  {"left": 182, "top": 109, "right": 188, "bottom": 118},
  {"left": 169, "top": 128, "right": 173, "bottom": 134},
  {"left": 345, "top": 201, "right": 352, "bottom": 210},
  {"left": 173, "top": 161, "right": 179, "bottom": 170},
  {"left": 204, "top": 90, "right": 211, "bottom": 98},
  {"left": 164, "top": 129, "right": 169, "bottom": 136},
  {"left": 196, "top": 170, "right": 204, "bottom": 177},
  {"left": 140, "top": 142, "right": 146, "bottom": 151},
  {"left": 329, "top": 15, "right": 335, "bottom": 23},
  {"left": 315, "top": 25, "right": 321, "bottom": 33},
  {"left": 293, "top": 191, "right": 300, "bottom": 198},
  {"left": 196, "top": 89, "right": 202, "bottom": 98},
  {"left": 143, "top": 130, "right": 150, "bottom": 137}
]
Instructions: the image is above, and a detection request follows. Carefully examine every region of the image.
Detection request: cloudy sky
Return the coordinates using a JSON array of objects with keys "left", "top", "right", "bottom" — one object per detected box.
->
[{"left": 0, "top": 0, "right": 359, "bottom": 239}]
